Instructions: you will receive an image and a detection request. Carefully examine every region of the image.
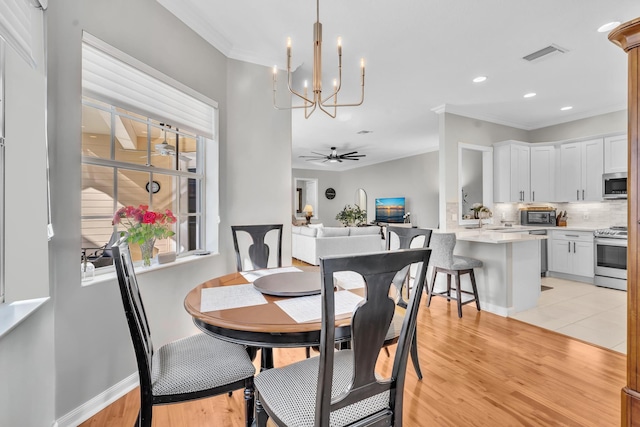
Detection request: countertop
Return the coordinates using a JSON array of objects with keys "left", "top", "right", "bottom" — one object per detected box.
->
[{"left": 455, "top": 229, "right": 548, "bottom": 244}]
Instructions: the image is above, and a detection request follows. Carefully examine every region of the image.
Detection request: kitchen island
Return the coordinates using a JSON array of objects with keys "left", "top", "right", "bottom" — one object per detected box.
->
[{"left": 432, "top": 229, "right": 547, "bottom": 317}]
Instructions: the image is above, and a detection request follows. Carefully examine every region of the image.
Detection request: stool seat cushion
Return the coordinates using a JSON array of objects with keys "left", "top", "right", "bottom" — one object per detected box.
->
[{"left": 450, "top": 255, "right": 483, "bottom": 270}]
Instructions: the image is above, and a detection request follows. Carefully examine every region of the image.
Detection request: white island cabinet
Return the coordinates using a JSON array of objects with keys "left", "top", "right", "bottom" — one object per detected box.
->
[{"left": 432, "top": 230, "right": 545, "bottom": 317}]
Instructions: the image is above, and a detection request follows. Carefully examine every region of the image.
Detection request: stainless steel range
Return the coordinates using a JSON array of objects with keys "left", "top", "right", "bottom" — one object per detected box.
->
[{"left": 594, "top": 226, "right": 627, "bottom": 291}]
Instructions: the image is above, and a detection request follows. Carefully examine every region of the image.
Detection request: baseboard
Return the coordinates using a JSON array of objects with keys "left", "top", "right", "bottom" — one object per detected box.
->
[{"left": 55, "top": 372, "right": 138, "bottom": 427}]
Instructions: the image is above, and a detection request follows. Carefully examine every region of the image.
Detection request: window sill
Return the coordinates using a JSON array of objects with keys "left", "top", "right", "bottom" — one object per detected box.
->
[
  {"left": 0, "top": 297, "right": 50, "bottom": 339},
  {"left": 81, "top": 252, "right": 217, "bottom": 286}
]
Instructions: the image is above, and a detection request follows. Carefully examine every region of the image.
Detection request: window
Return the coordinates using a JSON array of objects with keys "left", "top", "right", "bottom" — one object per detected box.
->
[
  {"left": 81, "top": 98, "right": 206, "bottom": 266},
  {"left": 80, "top": 33, "right": 218, "bottom": 270}
]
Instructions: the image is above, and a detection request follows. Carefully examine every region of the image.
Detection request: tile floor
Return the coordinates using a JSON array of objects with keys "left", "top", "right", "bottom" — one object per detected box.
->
[{"left": 510, "top": 276, "right": 627, "bottom": 354}]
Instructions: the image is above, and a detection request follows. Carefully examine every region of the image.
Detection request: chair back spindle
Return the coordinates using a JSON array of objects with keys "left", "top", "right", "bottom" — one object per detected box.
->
[{"left": 231, "top": 224, "right": 283, "bottom": 272}]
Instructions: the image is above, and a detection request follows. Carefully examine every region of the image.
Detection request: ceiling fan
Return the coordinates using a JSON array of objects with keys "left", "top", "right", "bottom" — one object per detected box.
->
[
  {"left": 299, "top": 147, "right": 366, "bottom": 163},
  {"left": 137, "top": 128, "right": 191, "bottom": 162}
]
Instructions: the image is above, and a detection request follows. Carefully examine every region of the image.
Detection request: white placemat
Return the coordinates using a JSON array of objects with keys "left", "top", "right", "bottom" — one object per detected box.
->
[
  {"left": 240, "top": 266, "right": 302, "bottom": 283},
  {"left": 275, "top": 290, "right": 364, "bottom": 323},
  {"left": 200, "top": 284, "right": 268, "bottom": 312},
  {"left": 333, "top": 271, "right": 365, "bottom": 290}
]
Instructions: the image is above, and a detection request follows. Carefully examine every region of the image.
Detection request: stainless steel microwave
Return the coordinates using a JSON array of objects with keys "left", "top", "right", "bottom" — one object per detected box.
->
[
  {"left": 520, "top": 209, "right": 556, "bottom": 226},
  {"left": 603, "top": 172, "right": 627, "bottom": 199}
]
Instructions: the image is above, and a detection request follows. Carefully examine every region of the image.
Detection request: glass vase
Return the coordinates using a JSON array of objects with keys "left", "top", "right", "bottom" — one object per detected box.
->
[{"left": 140, "top": 238, "right": 156, "bottom": 267}]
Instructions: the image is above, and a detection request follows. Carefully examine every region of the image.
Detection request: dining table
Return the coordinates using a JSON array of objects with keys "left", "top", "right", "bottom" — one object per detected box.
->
[{"left": 183, "top": 266, "right": 367, "bottom": 369}]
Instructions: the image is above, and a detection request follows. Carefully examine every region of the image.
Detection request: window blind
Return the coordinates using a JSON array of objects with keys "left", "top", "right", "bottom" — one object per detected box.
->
[
  {"left": 0, "top": 0, "right": 41, "bottom": 68},
  {"left": 81, "top": 35, "right": 216, "bottom": 139}
]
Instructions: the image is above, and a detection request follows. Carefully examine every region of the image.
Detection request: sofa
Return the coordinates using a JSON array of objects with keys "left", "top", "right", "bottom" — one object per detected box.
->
[{"left": 291, "top": 225, "right": 384, "bottom": 265}]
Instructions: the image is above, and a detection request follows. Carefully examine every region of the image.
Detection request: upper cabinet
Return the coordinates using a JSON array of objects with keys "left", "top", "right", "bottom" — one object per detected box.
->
[
  {"left": 530, "top": 145, "right": 556, "bottom": 203},
  {"left": 603, "top": 134, "right": 627, "bottom": 174},
  {"left": 494, "top": 141, "right": 555, "bottom": 203},
  {"left": 558, "top": 138, "right": 603, "bottom": 202},
  {"left": 494, "top": 142, "right": 530, "bottom": 203}
]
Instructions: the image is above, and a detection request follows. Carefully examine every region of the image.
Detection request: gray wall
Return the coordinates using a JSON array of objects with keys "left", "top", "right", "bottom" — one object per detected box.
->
[
  {"left": 40, "top": 0, "right": 291, "bottom": 422},
  {"left": 438, "top": 113, "right": 529, "bottom": 229},
  {"left": 0, "top": 9, "right": 54, "bottom": 427},
  {"left": 528, "top": 110, "right": 626, "bottom": 142},
  {"left": 293, "top": 151, "right": 439, "bottom": 228}
]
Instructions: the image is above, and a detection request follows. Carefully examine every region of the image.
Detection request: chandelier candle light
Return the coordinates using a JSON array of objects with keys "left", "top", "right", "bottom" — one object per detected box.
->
[{"left": 272, "top": 0, "right": 365, "bottom": 118}]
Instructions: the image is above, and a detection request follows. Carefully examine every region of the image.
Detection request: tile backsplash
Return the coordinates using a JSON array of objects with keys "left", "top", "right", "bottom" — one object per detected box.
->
[{"left": 493, "top": 200, "right": 627, "bottom": 228}]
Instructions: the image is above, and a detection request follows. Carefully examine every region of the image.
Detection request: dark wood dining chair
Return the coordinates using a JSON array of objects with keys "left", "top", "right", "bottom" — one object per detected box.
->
[
  {"left": 384, "top": 226, "right": 433, "bottom": 380},
  {"left": 231, "top": 224, "right": 283, "bottom": 272},
  {"left": 254, "top": 248, "right": 431, "bottom": 427},
  {"left": 112, "top": 237, "right": 256, "bottom": 427}
]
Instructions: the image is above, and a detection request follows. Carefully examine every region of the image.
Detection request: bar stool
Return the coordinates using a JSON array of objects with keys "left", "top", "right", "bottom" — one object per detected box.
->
[{"left": 426, "top": 232, "right": 482, "bottom": 317}]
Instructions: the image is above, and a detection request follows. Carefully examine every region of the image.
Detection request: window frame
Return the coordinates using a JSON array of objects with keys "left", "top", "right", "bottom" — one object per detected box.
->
[{"left": 81, "top": 98, "right": 207, "bottom": 270}]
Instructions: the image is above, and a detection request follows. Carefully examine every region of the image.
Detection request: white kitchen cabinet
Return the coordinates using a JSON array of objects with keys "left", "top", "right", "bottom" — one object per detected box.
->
[
  {"left": 548, "top": 230, "right": 594, "bottom": 278},
  {"left": 558, "top": 138, "right": 603, "bottom": 202},
  {"left": 604, "top": 134, "right": 627, "bottom": 173},
  {"left": 530, "top": 145, "right": 555, "bottom": 202},
  {"left": 494, "top": 142, "right": 530, "bottom": 203}
]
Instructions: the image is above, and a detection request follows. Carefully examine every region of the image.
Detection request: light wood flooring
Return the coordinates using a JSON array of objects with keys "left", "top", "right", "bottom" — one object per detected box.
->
[{"left": 81, "top": 292, "right": 626, "bottom": 426}]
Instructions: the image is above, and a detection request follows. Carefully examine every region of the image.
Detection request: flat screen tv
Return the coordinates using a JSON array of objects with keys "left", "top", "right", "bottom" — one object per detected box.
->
[{"left": 375, "top": 197, "right": 405, "bottom": 223}]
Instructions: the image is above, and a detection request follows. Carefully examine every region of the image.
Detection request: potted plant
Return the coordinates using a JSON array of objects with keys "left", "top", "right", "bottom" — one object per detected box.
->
[{"left": 335, "top": 204, "right": 367, "bottom": 227}]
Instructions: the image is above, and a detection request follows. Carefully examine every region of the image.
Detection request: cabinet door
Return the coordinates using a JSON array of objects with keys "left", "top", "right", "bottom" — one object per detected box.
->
[
  {"left": 493, "top": 144, "right": 512, "bottom": 203},
  {"left": 604, "top": 134, "right": 627, "bottom": 173},
  {"left": 559, "top": 143, "right": 582, "bottom": 202},
  {"left": 510, "top": 145, "right": 530, "bottom": 202},
  {"left": 550, "top": 239, "right": 572, "bottom": 274},
  {"left": 530, "top": 145, "right": 555, "bottom": 202},
  {"left": 572, "top": 241, "right": 594, "bottom": 277},
  {"left": 582, "top": 138, "right": 603, "bottom": 201}
]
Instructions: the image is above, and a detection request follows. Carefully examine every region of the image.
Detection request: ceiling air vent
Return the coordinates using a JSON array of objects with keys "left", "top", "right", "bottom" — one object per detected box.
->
[{"left": 523, "top": 44, "right": 568, "bottom": 62}]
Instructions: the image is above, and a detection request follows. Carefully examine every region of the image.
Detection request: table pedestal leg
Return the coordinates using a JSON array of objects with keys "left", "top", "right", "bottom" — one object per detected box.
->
[{"left": 260, "top": 348, "right": 274, "bottom": 371}]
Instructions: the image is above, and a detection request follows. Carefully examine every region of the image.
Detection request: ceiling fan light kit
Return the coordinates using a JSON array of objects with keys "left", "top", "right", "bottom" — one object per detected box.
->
[{"left": 272, "top": 0, "right": 365, "bottom": 118}]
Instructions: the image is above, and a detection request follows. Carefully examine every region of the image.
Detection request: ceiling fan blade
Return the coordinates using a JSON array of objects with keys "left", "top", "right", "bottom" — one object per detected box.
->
[
  {"left": 310, "top": 151, "right": 327, "bottom": 156},
  {"left": 339, "top": 151, "right": 358, "bottom": 156}
]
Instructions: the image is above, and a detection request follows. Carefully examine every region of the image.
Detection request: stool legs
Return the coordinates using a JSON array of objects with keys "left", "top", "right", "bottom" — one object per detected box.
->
[
  {"left": 469, "top": 270, "right": 481, "bottom": 311},
  {"left": 426, "top": 267, "right": 481, "bottom": 317},
  {"left": 455, "top": 271, "right": 463, "bottom": 318}
]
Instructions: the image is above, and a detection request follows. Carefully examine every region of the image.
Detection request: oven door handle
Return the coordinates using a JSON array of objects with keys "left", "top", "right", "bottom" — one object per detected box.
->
[{"left": 594, "top": 238, "right": 628, "bottom": 247}]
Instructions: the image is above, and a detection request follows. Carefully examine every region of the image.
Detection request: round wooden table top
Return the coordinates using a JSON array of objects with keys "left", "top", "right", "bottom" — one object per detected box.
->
[{"left": 184, "top": 268, "right": 361, "bottom": 348}]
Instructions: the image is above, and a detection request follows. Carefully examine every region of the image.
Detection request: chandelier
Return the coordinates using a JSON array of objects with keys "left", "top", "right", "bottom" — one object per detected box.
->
[{"left": 272, "top": 0, "right": 365, "bottom": 118}]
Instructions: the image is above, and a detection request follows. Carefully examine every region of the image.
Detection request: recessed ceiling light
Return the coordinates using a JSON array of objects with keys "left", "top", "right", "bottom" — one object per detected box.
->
[
  {"left": 472, "top": 76, "right": 487, "bottom": 83},
  {"left": 597, "top": 21, "right": 621, "bottom": 33},
  {"left": 524, "top": 92, "right": 536, "bottom": 98},
  {"left": 560, "top": 106, "right": 573, "bottom": 111}
]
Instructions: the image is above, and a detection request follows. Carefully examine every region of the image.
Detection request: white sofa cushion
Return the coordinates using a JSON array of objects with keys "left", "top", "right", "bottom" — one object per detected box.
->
[
  {"left": 318, "top": 227, "right": 350, "bottom": 238},
  {"left": 308, "top": 223, "right": 324, "bottom": 229},
  {"left": 348, "top": 226, "right": 381, "bottom": 236},
  {"left": 299, "top": 227, "right": 318, "bottom": 237}
]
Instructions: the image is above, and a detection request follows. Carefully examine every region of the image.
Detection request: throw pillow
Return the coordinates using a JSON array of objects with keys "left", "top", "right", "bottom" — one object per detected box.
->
[
  {"left": 308, "top": 223, "right": 324, "bottom": 229},
  {"left": 300, "top": 227, "right": 318, "bottom": 237}
]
